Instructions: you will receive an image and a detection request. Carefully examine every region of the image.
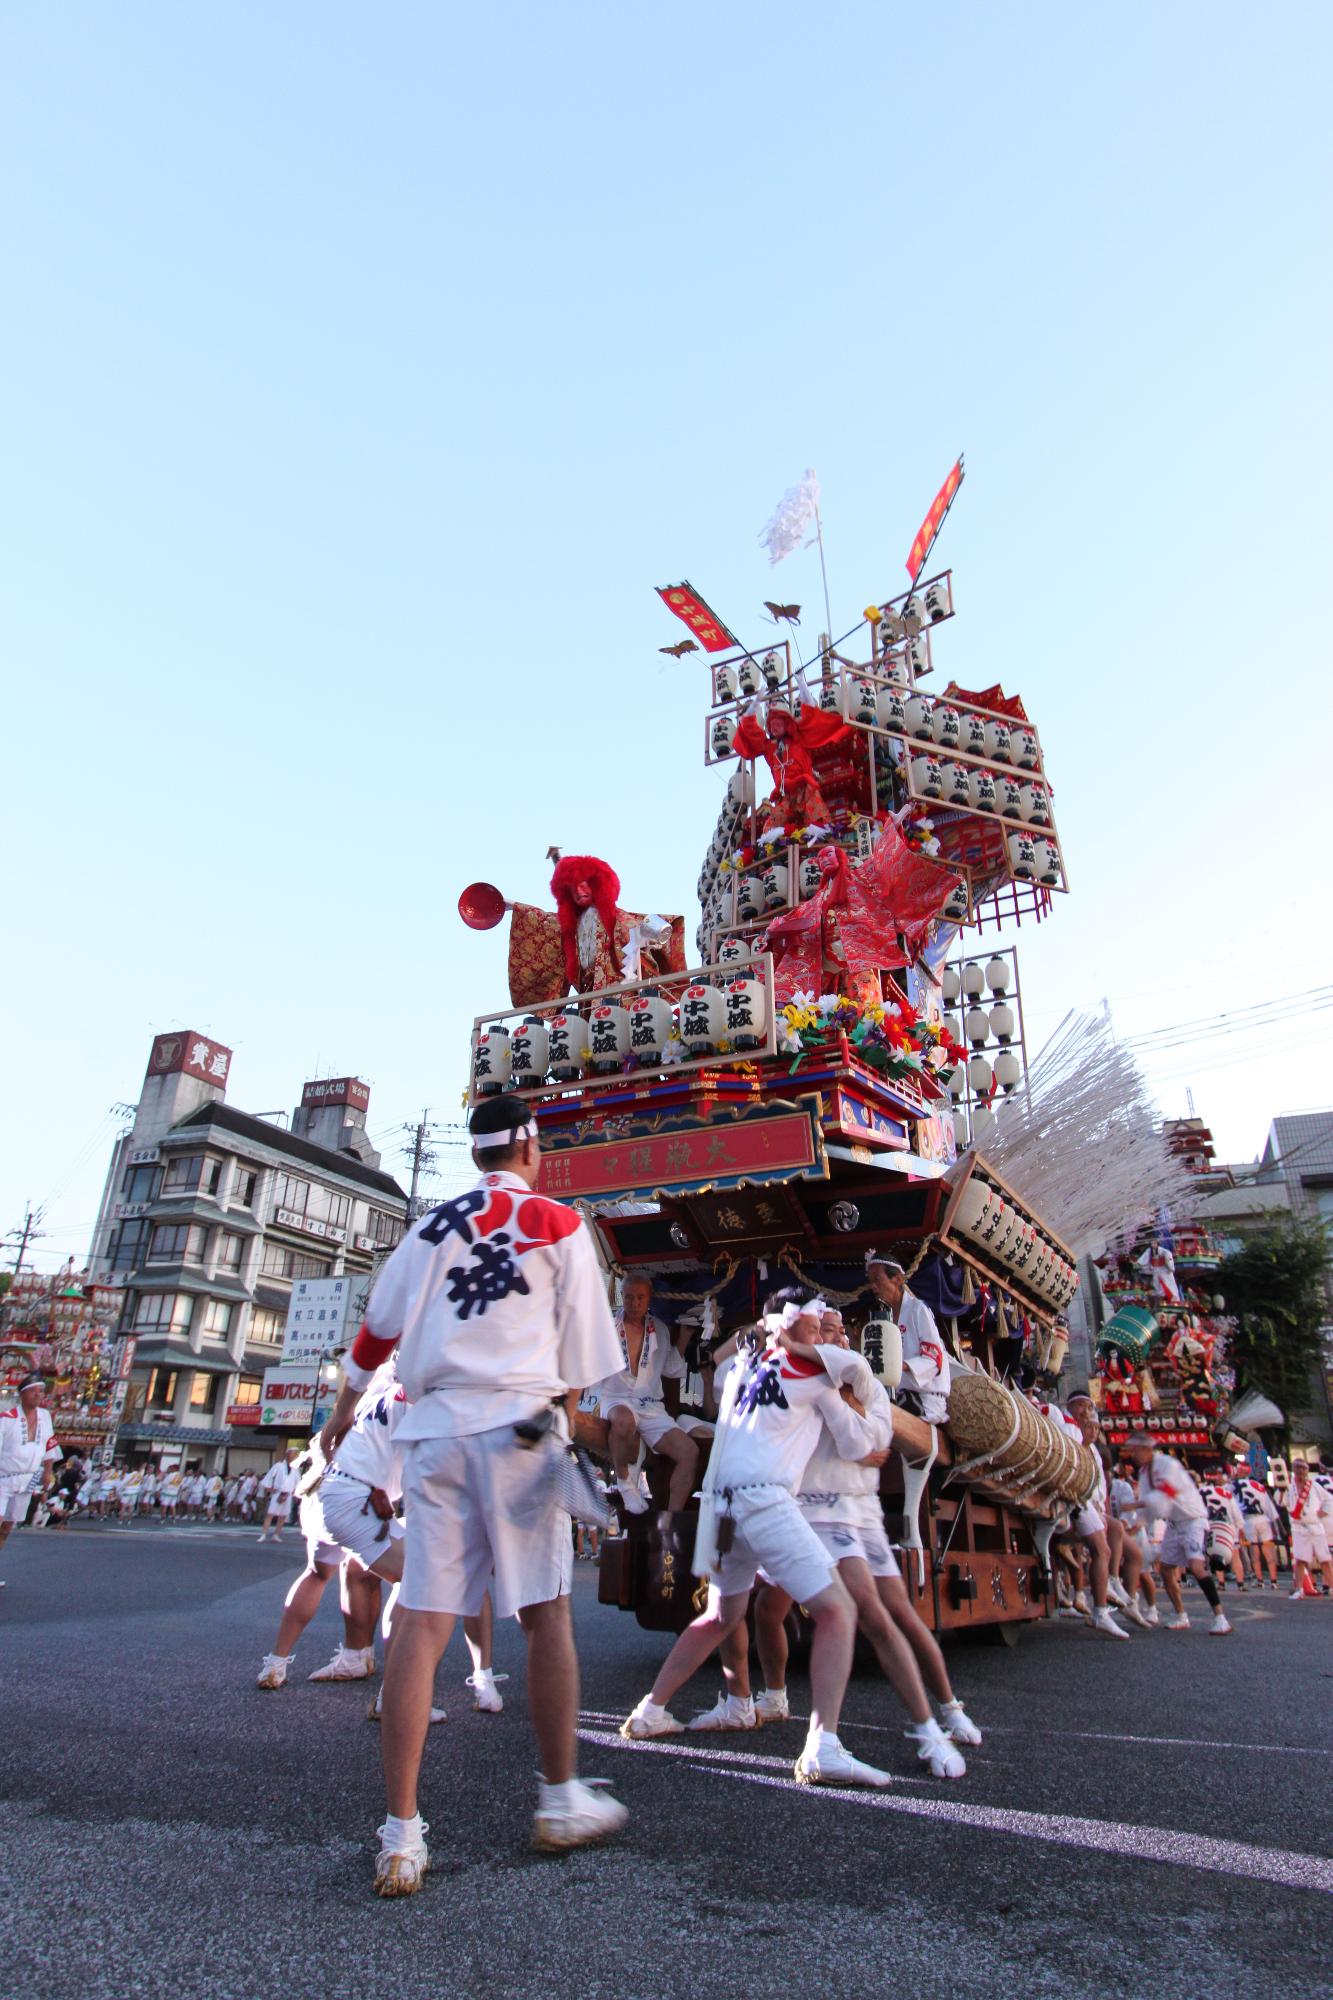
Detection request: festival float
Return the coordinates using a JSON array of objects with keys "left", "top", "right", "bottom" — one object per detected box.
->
[
  {"left": 458, "top": 465, "right": 1103, "bottom": 1638},
  {"left": 0, "top": 1268, "right": 130, "bottom": 1455}
]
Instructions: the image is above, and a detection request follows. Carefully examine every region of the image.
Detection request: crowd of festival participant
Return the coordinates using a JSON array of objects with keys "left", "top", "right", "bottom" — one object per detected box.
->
[{"left": 4, "top": 1093, "right": 1330, "bottom": 1890}]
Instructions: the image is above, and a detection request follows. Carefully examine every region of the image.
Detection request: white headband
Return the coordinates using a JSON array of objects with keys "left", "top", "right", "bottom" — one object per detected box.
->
[
  {"left": 472, "top": 1120, "right": 538, "bottom": 1151},
  {"left": 778, "top": 1298, "right": 829, "bottom": 1331}
]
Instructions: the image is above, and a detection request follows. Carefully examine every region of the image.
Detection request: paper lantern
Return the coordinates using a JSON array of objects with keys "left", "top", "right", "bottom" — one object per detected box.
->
[
  {"left": 1008, "top": 833, "right": 1037, "bottom": 880},
  {"left": 737, "top": 660, "right": 763, "bottom": 698},
  {"left": 713, "top": 664, "right": 737, "bottom": 704},
  {"left": 930, "top": 704, "right": 962, "bottom": 750},
  {"left": 959, "top": 712, "right": 988, "bottom": 759},
  {"left": 879, "top": 604, "right": 905, "bottom": 644},
  {"left": 880, "top": 653, "right": 909, "bottom": 688},
  {"left": 799, "top": 856, "right": 823, "bottom": 899},
  {"left": 861, "top": 1318, "right": 904, "bottom": 1389},
  {"left": 736, "top": 873, "right": 765, "bottom": 922},
  {"left": 952, "top": 1108, "right": 969, "bottom": 1149},
  {"left": 588, "top": 1001, "right": 630, "bottom": 1075},
  {"left": 905, "top": 695, "right": 935, "bottom": 740},
  {"left": 761, "top": 651, "right": 783, "bottom": 691},
  {"left": 985, "top": 955, "right": 1011, "bottom": 995},
  {"left": 818, "top": 677, "right": 840, "bottom": 712},
  {"left": 960, "top": 764, "right": 992, "bottom": 812},
  {"left": 968, "top": 1053, "right": 994, "bottom": 1094},
  {"left": 715, "top": 934, "right": 751, "bottom": 967},
  {"left": 907, "top": 636, "right": 930, "bottom": 677},
  {"left": 1026, "top": 783, "right": 1052, "bottom": 827},
  {"left": 984, "top": 719, "right": 1012, "bottom": 763},
  {"left": 948, "top": 1062, "right": 967, "bottom": 1101},
  {"left": 942, "top": 880, "right": 969, "bottom": 921},
  {"left": 509, "top": 1015, "right": 550, "bottom": 1089},
  {"left": 972, "top": 1105, "right": 997, "bottom": 1145},
  {"left": 711, "top": 716, "right": 736, "bottom": 758},
  {"left": 1016, "top": 782, "right": 1043, "bottom": 824},
  {"left": 996, "top": 774, "right": 1025, "bottom": 818},
  {"left": 722, "top": 972, "right": 768, "bottom": 1051},
  {"left": 1033, "top": 837, "right": 1061, "bottom": 886},
  {"left": 1012, "top": 727, "right": 1040, "bottom": 770},
  {"left": 472, "top": 1025, "right": 511, "bottom": 1098},
  {"left": 944, "top": 760, "right": 971, "bottom": 806},
  {"left": 911, "top": 753, "right": 944, "bottom": 798},
  {"left": 902, "top": 594, "right": 927, "bottom": 633},
  {"left": 953, "top": 1179, "right": 993, "bottom": 1238},
  {"left": 760, "top": 861, "right": 790, "bottom": 911},
  {"left": 547, "top": 1011, "right": 589, "bottom": 1082},
  {"left": 942, "top": 966, "right": 961, "bottom": 1003},
  {"left": 876, "top": 685, "right": 908, "bottom": 733},
  {"left": 961, "top": 961, "right": 986, "bottom": 997},
  {"left": 843, "top": 676, "right": 880, "bottom": 727},
  {"left": 965, "top": 1006, "right": 991, "bottom": 1047},
  {"left": 727, "top": 767, "right": 755, "bottom": 809},
  {"left": 994, "top": 1048, "right": 1022, "bottom": 1092},
  {"left": 923, "top": 581, "right": 950, "bottom": 623},
  {"left": 679, "top": 981, "right": 725, "bottom": 1058},
  {"left": 626, "top": 988, "right": 674, "bottom": 1069},
  {"left": 989, "top": 1003, "right": 1016, "bottom": 1045}
]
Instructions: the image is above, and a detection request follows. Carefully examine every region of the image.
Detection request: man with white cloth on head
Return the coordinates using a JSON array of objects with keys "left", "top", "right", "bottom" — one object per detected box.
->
[
  {"left": 0, "top": 1371, "right": 61, "bottom": 1568},
  {"left": 318, "top": 1093, "right": 628, "bottom": 1895},
  {"left": 597, "top": 1274, "right": 697, "bottom": 1514},
  {"left": 864, "top": 1252, "right": 951, "bottom": 1423}
]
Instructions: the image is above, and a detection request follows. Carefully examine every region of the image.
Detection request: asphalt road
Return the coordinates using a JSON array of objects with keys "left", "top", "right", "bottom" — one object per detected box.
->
[{"left": 1, "top": 1522, "right": 1329, "bottom": 2000}]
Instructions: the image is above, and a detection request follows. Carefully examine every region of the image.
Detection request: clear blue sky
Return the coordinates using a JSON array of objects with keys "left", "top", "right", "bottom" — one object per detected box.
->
[{"left": 4, "top": 4, "right": 1331, "bottom": 1269}]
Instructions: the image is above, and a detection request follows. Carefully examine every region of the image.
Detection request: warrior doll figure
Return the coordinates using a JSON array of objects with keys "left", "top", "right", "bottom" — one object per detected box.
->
[{"left": 732, "top": 695, "right": 851, "bottom": 835}]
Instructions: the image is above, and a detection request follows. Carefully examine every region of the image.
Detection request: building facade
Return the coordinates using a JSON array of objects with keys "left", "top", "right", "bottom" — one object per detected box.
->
[{"left": 87, "top": 1033, "right": 407, "bottom": 1474}]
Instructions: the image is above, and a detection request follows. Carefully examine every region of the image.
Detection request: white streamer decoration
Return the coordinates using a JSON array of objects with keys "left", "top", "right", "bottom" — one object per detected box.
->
[{"left": 760, "top": 468, "right": 821, "bottom": 566}]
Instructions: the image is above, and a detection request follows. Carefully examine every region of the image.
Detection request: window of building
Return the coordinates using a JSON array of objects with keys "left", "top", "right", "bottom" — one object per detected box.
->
[
  {"left": 132, "top": 1293, "right": 194, "bottom": 1335},
  {"left": 110, "top": 1219, "right": 152, "bottom": 1271},
  {"left": 259, "top": 1242, "right": 330, "bottom": 1282},
  {"left": 216, "top": 1232, "right": 246, "bottom": 1273},
  {"left": 201, "top": 1299, "right": 233, "bottom": 1337},
  {"left": 271, "top": 1175, "right": 350, "bottom": 1230},
  {"left": 247, "top": 1306, "right": 286, "bottom": 1346},
  {"left": 144, "top": 1368, "right": 178, "bottom": 1408},
  {"left": 189, "top": 1371, "right": 219, "bottom": 1412},
  {"left": 161, "top": 1154, "right": 222, "bottom": 1197},
  {"left": 367, "top": 1208, "right": 401, "bottom": 1247},
  {"left": 230, "top": 1168, "right": 258, "bottom": 1209},
  {"left": 232, "top": 1376, "right": 262, "bottom": 1407},
  {"left": 147, "top": 1223, "right": 207, "bottom": 1264},
  {"left": 121, "top": 1163, "right": 160, "bottom": 1204}
]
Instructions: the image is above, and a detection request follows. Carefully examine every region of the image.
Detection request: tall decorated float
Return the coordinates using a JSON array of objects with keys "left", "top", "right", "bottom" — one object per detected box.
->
[
  {"left": 0, "top": 1268, "right": 130, "bottom": 1460},
  {"left": 459, "top": 468, "right": 1103, "bottom": 1638}
]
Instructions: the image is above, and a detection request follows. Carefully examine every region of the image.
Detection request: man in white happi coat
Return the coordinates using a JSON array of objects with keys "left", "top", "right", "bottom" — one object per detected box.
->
[
  {"left": 597, "top": 1274, "right": 698, "bottom": 1514},
  {"left": 0, "top": 1372, "right": 61, "bottom": 1567},
  {"left": 864, "top": 1252, "right": 951, "bottom": 1422}
]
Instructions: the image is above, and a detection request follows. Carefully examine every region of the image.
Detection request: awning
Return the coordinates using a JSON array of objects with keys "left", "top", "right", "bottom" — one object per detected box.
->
[
  {"left": 128, "top": 1343, "right": 236, "bottom": 1375},
  {"left": 117, "top": 1423, "right": 233, "bottom": 1445}
]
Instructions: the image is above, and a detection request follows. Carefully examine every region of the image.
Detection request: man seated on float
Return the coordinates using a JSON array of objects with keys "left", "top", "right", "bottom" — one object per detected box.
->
[
  {"left": 700, "top": 1298, "right": 976, "bottom": 1777},
  {"left": 864, "top": 1252, "right": 950, "bottom": 1423},
  {"left": 620, "top": 1292, "right": 898, "bottom": 1789},
  {"left": 597, "top": 1275, "right": 699, "bottom": 1515}
]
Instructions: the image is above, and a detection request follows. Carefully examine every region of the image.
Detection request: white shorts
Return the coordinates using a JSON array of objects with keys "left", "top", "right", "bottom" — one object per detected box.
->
[
  {"left": 808, "top": 1516, "right": 901, "bottom": 1580},
  {"left": 713, "top": 1488, "right": 835, "bottom": 1606},
  {"left": 1242, "top": 1516, "right": 1274, "bottom": 1544},
  {"left": 1074, "top": 1505, "right": 1106, "bottom": 1539},
  {"left": 598, "top": 1399, "right": 685, "bottom": 1451},
  {"left": 399, "top": 1424, "right": 572, "bottom": 1621},
  {"left": 1, "top": 1489, "right": 32, "bottom": 1524},
  {"left": 1291, "top": 1521, "right": 1331, "bottom": 1566},
  {"left": 315, "top": 1473, "right": 405, "bottom": 1571},
  {"left": 264, "top": 1495, "right": 292, "bottom": 1522},
  {"left": 1159, "top": 1518, "right": 1208, "bottom": 1568}
]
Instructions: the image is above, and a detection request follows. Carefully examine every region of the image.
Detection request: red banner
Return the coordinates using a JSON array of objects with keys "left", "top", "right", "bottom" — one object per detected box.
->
[
  {"left": 656, "top": 581, "right": 739, "bottom": 654},
  {"left": 906, "top": 457, "right": 965, "bottom": 580}
]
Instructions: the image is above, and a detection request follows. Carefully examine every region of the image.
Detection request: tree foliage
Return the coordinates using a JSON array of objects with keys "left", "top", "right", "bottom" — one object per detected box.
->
[{"left": 1219, "top": 1216, "right": 1331, "bottom": 1412}]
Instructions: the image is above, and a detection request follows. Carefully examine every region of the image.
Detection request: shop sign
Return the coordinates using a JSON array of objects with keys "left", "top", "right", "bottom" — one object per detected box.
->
[{"left": 259, "top": 1367, "right": 317, "bottom": 1427}]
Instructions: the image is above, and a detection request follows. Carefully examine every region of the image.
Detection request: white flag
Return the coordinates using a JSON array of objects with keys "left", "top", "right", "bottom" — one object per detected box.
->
[{"left": 760, "top": 468, "right": 821, "bottom": 566}]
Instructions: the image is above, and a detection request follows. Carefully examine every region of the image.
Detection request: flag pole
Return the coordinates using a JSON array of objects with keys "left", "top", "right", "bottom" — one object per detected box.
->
[{"left": 813, "top": 501, "right": 833, "bottom": 656}]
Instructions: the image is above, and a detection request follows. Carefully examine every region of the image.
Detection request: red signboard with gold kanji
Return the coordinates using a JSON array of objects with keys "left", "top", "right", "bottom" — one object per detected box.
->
[
  {"left": 537, "top": 1101, "right": 825, "bottom": 1203},
  {"left": 906, "top": 457, "right": 965, "bottom": 580},
  {"left": 656, "top": 581, "right": 739, "bottom": 654}
]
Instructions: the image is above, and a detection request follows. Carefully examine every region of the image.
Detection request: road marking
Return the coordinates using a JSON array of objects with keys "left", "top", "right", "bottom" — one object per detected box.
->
[{"left": 576, "top": 1728, "right": 1333, "bottom": 1895}]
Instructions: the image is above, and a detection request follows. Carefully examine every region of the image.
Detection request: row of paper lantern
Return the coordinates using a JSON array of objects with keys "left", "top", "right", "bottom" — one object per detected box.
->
[
  {"left": 707, "top": 853, "right": 973, "bottom": 928},
  {"left": 911, "top": 757, "right": 1052, "bottom": 826},
  {"left": 943, "top": 958, "right": 1011, "bottom": 1001},
  {"left": 878, "top": 583, "right": 951, "bottom": 638},
  {"left": 698, "top": 769, "right": 756, "bottom": 902},
  {"left": 472, "top": 978, "right": 772, "bottom": 1091},
  {"left": 840, "top": 679, "right": 1042, "bottom": 768},
  {"left": 952, "top": 1178, "right": 1079, "bottom": 1308},
  {"left": 944, "top": 1003, "right": 1017, "bottom": 1049},
  {"left": 950, "top": 1049, "right": 1024, "bottom": 1098},
  {"left": 713, "top": 652, "right": 786, "bottom": 706},
  {"left": 1007, "top": 833, "right": 1062, "bottom": 887},
  {"left": 953, "top": 1104, "right": 1004, "bottom": 1150}
]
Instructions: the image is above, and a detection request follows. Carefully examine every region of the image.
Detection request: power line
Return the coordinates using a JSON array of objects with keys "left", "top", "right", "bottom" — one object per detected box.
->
[{"left": 1121, "top": 985, "right": 1333, "bottom": 1052}]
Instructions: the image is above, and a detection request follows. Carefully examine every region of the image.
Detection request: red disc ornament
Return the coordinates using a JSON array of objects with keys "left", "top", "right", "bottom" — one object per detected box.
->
[{"left": 458, "top": 881, "right": 507, "bottom": 930}]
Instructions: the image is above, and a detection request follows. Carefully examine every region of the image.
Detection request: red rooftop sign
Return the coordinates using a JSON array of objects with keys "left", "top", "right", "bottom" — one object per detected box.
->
[
  {"left": 147, "top": 1032, "right": 232, "bottom": 1088},
  {"left": 301, "top": 1077, "right": 371, "bottom": 1112}
]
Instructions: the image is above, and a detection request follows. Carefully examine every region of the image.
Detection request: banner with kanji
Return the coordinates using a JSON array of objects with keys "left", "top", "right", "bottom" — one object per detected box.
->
[
  {"left": 656, "top": 581, "right": 738, "bottom": 653},
  {"left": 906, "top": 457, "right": 965, "bottom": 580}
]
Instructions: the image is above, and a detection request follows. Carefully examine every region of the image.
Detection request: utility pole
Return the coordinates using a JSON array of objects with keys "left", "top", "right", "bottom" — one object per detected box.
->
[
  {"left": 399, "top": 1111, "right": 438, "bottom": 1220},
  {"left": 5, "top": 1204, "right": 46, "bottom": 1276}
]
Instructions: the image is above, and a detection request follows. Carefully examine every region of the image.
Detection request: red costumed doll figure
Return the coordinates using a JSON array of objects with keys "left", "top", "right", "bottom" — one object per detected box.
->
[
  {"left": 504, "top": 854, "right": 688, "bottom": 1006},
  {"left": 550, "top": 854, "right": 624, "bottom": 994},
  {"left": 732, "top": 695, "right": 851, "bottom": 835}
]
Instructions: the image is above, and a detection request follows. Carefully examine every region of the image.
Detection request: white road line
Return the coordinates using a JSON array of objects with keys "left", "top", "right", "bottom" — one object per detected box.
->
[{"left": 575, "top": 1729, "right": 1333, "bottom": 1896}]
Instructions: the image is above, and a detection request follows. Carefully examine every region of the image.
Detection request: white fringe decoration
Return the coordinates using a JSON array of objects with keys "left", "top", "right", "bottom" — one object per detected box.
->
[{"left": 760, "top": 469, "right": 821, "bottom": 566}]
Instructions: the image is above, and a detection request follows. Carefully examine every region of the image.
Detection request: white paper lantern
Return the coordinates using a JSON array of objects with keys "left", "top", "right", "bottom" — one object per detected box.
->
[
  {"left": 1007, "top": 833, "right": 1037, "bottom": 879},
  {"left": 952, "top": 1108, "right": 969, "bottom": 1149},
  {"left": 716, "top": 934, "right": 750, "bottom": 967},
  {"left": 879, "top": 604, "right": 905, "bottom": 644},
  {"left": 996, "top": 774, "right": 1025, "bottom": 818},
  {"left": 588, "top": 1001, "right": 630, "bottom": 1075},
  {"left": 989, "top": 1003, "right": 1016, "bottom": 1045},
  {"left": 1012, "top": 727, "right": 1040, "bottom": 770},
  {"left": 861, "top": 1317, "right": 904, "bottom": 1388},
  {"left": 994, "top": 1048, "right": 1022, "bottom": 1092},
  {"left": 722, "top": 972, "right": 768, "bottom": 1051},
  {"left": 911, "top": 753, "right": 944, "bottom": 798},
  {"left": 968, "top": 1053, "right": 994, "bottom": 1094},
  {"left": 626, "top": 988, "right": 673, "bottom": 1068},
  {"left": 472, "top": 1024, "right": 511, "bottom": 1097},
  {"left": 880, "top": 653, "right": 909, "bottom": 688},
  {"left": 972, "top": 1105, "right": 997, "bottom": 1145},
  {"left": 968, "top": 767, "right": 997, "bottom": 813},
  {"left": 907, "top": 636, "right": 930, "bottom": 677},
  {"left": 1033, "top": 836, "right": 1062, "bottom": 886},
  {"left": 961, "top": 962, "right": 987, "bottom": 998},
  {"left": 1028, "top": 786, "right": 1052, "bottom": 827},
  {"left": 799, "top": 856, "right": 822, "bottom": 899},
  {"left": 736, "top": 873, "right": 765, "bottom": 922},
  {"left": 902, "top": 594, "right": 927, "bottom": 633},
  {"left": 819, "top": 678, "right": 841, "bottom": 712},
  {"left": 905, "top": 695, "right": 935, "bottom": 740},
  {"left": 944, "top": 760, "right": 971, "bottom": 806},
  {"left": 760, "top": 861, "right": 790, "bottom": 911},
  {"left": 737, "top": 660, "right": 763, "bottom": 698},
  {"left": 985, "top": 955, "right": 1011, "bottom": 995},
  {"left": 943, "top": 1011, "right": 962, "bottom": 1045},
  {"left": 942, "top": 880, "right": 969, "bottom": 921},
  {"left": 727, "top": 768, "right": 755, "bottom": 809},
  {"left": 923, "top": 581, "right": 950, "bottom": 622},
  {"left": 876, "top": 685, "right": 908, "bottom": 732},
  {"left": 964, "top": 1005, "right": 990, "bottom": 1047},
  {"left": 1016, "top": 781, "right": 1042, "bottom": 824},
  {"left": 942, "top": 967, "right": 961, "bottom": 1003},
  {"left": 984, "top": 719, "right": 1012, "bottom": 763},
  {"left": 547, "top": 1011, "right": 589, "bottom": 1082},
  {"left": 959, "top": 712, "right": 988, "bottom": 759},
  {"left": 713, "top": 664, "right": 737, "bottom": 704},
  {"left": 711, "top": 716, "right": 736, "bottom": 758},
  {"left": 930, "top": 704, "right": 962, "bottom": 750},
  {"left": 761, "top": 651, "right": 783, "bottom": 691},
  {"left": 509, "top": 1015, "right": 550, "bottom": 1089},
  {"left": 953, "top": 1179, "right": 993, "bottom": 1238},
  {"left": 843, "top": 675, "right": 879, "bottom": 727},
  {"left": 679, "top": 981, "right": 725, "bottom": 1058}
]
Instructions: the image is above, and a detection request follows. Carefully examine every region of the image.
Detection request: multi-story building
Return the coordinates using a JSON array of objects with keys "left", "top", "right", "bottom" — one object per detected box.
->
[{"left": 88, "top": 1032, "right": 407, "bottom": 1474}]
